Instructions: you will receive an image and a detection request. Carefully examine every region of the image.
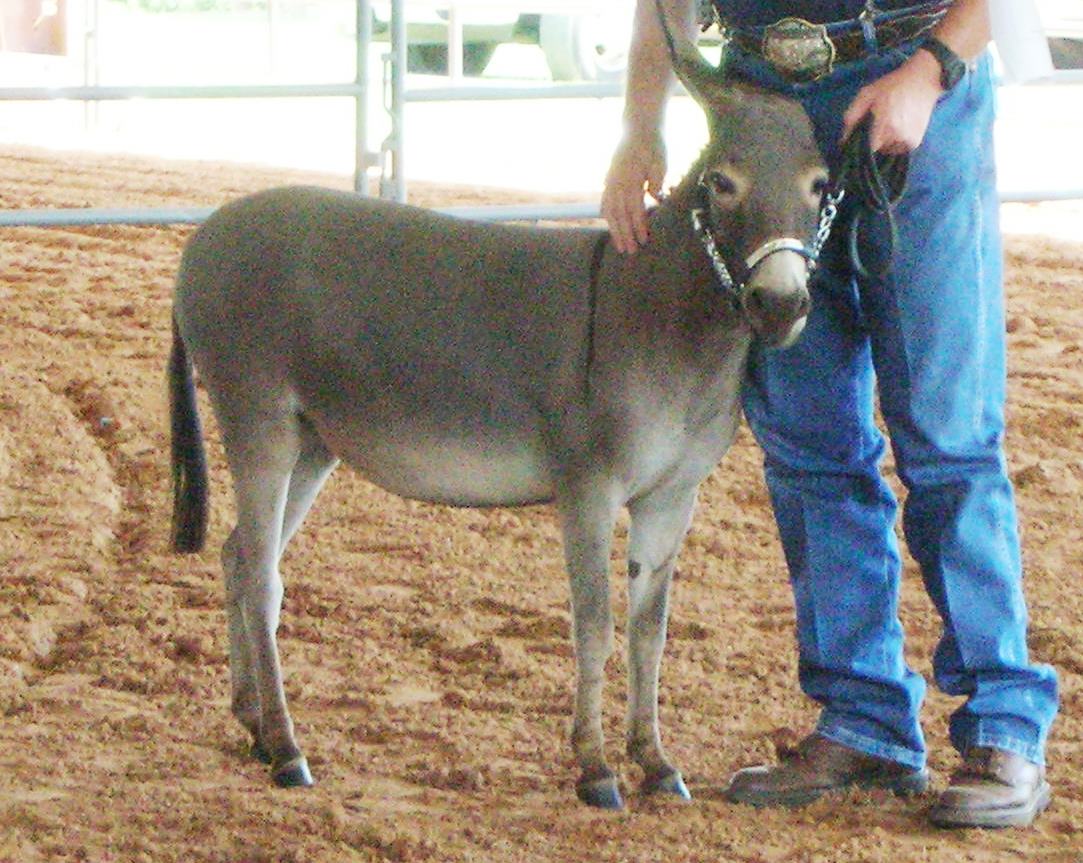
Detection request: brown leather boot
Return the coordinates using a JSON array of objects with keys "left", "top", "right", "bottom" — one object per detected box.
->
[
  {"left": 930, "top": 747, "right": 1051, "bottom": 828},
  {"left": 724, "top": 733, "right": 929, "bottom": 808}
]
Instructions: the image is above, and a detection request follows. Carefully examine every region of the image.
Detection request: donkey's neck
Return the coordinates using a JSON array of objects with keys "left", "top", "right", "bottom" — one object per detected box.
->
[
  {"left": 607, "top": 178, "right": 743, "bottom": 336},
  {"left": 590, "top": 177, "right": 753, "bottom": 426}
]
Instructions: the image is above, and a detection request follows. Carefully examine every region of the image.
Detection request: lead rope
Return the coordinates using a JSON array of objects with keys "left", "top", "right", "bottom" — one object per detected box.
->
[{"left": 834, "top": 114, "right": 909, "bottom": 279}]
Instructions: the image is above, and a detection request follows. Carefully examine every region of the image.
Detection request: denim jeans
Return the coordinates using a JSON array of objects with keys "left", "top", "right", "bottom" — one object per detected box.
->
[{"left": 729, "top": 43, "right": 1059, "bottom": 768}]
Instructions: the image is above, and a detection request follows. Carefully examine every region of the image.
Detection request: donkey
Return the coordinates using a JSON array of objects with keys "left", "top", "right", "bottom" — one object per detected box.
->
[{"left": 168, "top": 30, "right": 830, "bottom": 809}]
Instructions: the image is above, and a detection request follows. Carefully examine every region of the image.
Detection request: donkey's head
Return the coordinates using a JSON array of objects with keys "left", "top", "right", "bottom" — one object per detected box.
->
[{"left": 666, "top": 26, "right": 828, "bottom": 348}]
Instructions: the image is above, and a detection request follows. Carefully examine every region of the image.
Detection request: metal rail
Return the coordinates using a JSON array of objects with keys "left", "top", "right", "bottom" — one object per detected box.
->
[
  {"left": 403, "top": 82, "right": 622, "bottom": 101},
  {"left": 0, "top": 83, "right": 367, "bottom": 101},
  {"left": 0, "top": 202, "right": 602, "bottom": 228}
]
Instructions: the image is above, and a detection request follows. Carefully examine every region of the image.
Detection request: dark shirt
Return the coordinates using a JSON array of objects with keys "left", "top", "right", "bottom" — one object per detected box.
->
[{"left": 716, "top": 1, "right": 926, "bottom": 26}]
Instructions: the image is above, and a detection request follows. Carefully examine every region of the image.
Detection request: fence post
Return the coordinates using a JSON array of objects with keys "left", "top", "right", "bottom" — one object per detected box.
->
[
  {"left": 379, "top": 0, "right": 408, "bottom": 202},
  {"left": 355, "top": 0, "right": 372, "bottom": 194}
]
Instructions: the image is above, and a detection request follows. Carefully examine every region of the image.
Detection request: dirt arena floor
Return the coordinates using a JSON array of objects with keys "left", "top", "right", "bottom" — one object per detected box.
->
[{"left": 1, "top": 146, "right": 1081, "bottom": 862}]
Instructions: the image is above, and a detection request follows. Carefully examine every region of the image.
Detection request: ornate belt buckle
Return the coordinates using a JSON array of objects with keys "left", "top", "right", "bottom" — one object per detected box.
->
[{"left": 761, "top": 17, "right": 836, "bottom": 82}]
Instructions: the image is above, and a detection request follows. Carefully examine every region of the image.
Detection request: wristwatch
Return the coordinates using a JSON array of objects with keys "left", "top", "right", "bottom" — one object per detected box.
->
[{"left": 920, "top": 35, "right": 967, "bottom": 91}]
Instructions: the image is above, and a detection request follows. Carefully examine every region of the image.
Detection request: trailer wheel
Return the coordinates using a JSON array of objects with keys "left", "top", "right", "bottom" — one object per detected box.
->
[{"left": 539, "top": 10, "right": 630, "bottom": 82}]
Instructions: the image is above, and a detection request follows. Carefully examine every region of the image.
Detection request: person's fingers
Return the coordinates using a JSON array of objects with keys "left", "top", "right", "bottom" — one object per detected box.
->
[
  {"left": 869, "top": 112, "right": 892, "bottom": 153},
  {"left": 645, "top": 163, "right": 665, "bottom": 201},
  {"left": 870, "top": 112, "right": 922, "bottom": 154},
  {"left": 603, "top": 180, "right": 650, "bottom": 254},
  {"left": 876, "top": 136, "right": 908, "bottom": 156},
  {"left": 602, "top": 190, "right": 635, "bottom": 254},
  {"left": 843, "top": 65, "right": 937, "bottom": 154},
  {"left": 623, "top": 193, "right": 650, "bottom": 253},
  {"left": 611, "top": 215, "right": 634, "bottom": 255},
  {"left": 629, "top": 197, "right": 650, "bottom": 249},
  {"left": 602, "top": 136, "right": 666, "bottom": 254},
  {"left": 841, "top": 89, "right": 872, "bottom": 143}
]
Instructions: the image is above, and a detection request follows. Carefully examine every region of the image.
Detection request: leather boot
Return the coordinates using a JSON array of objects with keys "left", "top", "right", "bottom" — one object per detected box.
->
[
  {"left": 930, "top": 747, "right": 1051, "bottom": 828},
  {"left": 725, "top": 733, "right": 929, "bottom": 808}
]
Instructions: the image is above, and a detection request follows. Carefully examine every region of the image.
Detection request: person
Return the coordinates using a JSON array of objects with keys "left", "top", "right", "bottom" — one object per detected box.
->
[{"left": 602, "top": 0, "right": 1059, "bottom": 829}]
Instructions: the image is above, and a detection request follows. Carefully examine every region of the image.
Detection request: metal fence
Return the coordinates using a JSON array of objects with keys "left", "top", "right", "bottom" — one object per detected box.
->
[{"left": 1, "top": 1, "right": 1081, "bottom": 228}]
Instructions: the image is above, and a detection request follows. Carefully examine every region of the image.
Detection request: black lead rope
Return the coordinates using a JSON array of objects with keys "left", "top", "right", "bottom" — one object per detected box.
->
[{"left": 834, "top": 115, "right": 909, "bottom": 280}]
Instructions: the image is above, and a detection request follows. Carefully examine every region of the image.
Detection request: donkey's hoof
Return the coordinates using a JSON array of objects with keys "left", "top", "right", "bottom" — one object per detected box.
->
[
  {"left": 250, "top": 740, "right": 273, "bottom": 765},
  {"left": 272, "top": 756, "right": 314, "bottom": 788},
  {"left": 642, "top": 769, "right": 692, "bottom": 801},
  {"left": 576, "top": 775, "right": 624, "bottom": 810}
]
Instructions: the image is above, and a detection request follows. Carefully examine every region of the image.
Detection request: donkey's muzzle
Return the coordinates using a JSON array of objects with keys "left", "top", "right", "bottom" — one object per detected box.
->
[
  {"left": 743, "top": 249, "right": 812, "bottom": 348},
  {"left": 744, "top": 285, "right": 810, "bottom": 348}
]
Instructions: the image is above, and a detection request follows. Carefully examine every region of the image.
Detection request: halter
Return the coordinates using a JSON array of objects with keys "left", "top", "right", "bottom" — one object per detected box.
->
[{"left": 691, "top": 180, "right": 844, "bottom": 310}]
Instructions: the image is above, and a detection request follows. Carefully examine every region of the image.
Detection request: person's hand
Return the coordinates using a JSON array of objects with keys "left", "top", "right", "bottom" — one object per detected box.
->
[
  {"left": 842, "top": 49, "right": 944, "bottom": 154},
  {"left": 601, "top": 131, "right": 667, "bottom": 254}
]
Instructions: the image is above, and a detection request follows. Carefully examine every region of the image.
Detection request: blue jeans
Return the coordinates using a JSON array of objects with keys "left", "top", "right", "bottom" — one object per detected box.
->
[{"left": 729, "top": 44, "right": 1059, "bottom": 768}]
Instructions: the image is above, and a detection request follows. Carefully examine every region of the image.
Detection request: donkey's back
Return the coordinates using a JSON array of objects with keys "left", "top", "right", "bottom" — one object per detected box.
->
[{"left": 176, "top": 186, "right": 605, "bottom": 378}]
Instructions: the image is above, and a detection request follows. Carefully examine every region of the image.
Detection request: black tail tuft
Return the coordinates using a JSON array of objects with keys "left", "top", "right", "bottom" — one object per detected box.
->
[{"left": 169, "top": 316, "right": 209, "bottom": 553}]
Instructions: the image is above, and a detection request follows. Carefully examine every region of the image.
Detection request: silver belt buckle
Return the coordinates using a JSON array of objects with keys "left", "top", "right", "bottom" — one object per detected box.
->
[{"left": 761, "top": 17, "right": 836, "bottom": 81}]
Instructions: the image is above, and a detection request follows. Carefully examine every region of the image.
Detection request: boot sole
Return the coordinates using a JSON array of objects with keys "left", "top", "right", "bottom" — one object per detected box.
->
[
  {"left": 726, "top": 768, "right": 930, "bottom": 809},
  {"left": 929, "top": 781, "right": 1051, "bottom": 829}
]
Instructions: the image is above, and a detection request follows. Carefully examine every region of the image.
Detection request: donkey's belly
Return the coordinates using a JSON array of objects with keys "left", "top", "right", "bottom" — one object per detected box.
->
[{"left": 306, "top": 408, "right": 556, "bottom": 508}]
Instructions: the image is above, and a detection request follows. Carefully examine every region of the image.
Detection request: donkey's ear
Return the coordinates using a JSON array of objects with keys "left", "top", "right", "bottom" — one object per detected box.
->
[
  {"left": 671, "top": 46, "right": 732, "bottom": 110},
  {"left": 651, "top": 0, "right": 730, "bottom": 110}
]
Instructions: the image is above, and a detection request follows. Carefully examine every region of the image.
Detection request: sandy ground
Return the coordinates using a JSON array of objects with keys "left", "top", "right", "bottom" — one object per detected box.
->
[{"left": 1, "top": 147, "right": 1082, "bottom": 862}]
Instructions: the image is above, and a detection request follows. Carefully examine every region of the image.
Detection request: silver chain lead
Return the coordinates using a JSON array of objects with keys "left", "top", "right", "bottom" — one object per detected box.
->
[
  {"left": 808, "top": 186, "right": 846, "bottom": 266},
  {"left": 692, "top": 207, "right": 740, "bottom": 305}
]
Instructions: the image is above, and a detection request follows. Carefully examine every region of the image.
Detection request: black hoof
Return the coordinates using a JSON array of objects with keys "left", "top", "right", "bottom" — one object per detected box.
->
[
  {"left": 250, "top": 740, "right": 272, "bottom": 765},
  {"left": 272, "top": 756, "right": 314, "bottom": 788},
  {"left": 576, "top": 775, "right": 624, "bottom": 810},
  {"left": 642, "top": 769, "right": 692, "bottom": 801}
]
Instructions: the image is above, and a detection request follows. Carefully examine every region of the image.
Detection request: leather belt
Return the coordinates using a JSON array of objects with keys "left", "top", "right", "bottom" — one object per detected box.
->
[{"left": 726, "top": 3, "right": 951, "bottom": 82}]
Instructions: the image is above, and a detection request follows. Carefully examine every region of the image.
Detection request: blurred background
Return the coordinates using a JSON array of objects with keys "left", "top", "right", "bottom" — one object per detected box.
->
[{"left": 1, "top": 0, "right": 1082, "bottom": 233}]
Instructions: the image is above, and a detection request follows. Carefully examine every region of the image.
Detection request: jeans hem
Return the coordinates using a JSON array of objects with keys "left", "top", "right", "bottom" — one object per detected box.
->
[
  {"left": 817, "top": 720, "right": 926, "bottom": 771},
  {"left": 963, "top": 731, "right": 1045, "bottom": 767}
]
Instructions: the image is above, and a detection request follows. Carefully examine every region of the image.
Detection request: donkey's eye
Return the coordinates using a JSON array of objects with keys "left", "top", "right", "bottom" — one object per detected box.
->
[
  {"left": 704, "top": 171, "right": 738, "bottom": 197},
  {"left": 810, "top": 174, "right": 830, "bottom": 198}
]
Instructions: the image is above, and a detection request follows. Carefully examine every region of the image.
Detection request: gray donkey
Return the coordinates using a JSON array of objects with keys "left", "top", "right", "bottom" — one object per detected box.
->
[{"left": 169, "top": 28, "right": 831, "bottom": 808}]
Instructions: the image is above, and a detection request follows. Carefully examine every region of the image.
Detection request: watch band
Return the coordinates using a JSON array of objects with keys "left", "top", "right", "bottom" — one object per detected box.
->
[{"left": 921, "top": 35, "right": 966, "bottom": 90}]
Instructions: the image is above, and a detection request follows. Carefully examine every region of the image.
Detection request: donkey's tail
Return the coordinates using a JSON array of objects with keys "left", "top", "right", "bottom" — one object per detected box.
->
[{"left": 169, "top": 316, "right": 208, "bottom": 553}]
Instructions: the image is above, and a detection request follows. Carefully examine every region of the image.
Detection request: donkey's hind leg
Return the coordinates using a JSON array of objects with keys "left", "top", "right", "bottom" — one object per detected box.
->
[
  {"left": 228, "top": 415, "right": 336, "bottom": 769},
  {"left": 625, "top": 483, "right": 697, "bottom": 800},
  {"left": 223, "top": 530, "right": 264, "bottom": 762},
  {"left": 278, "top": 415, "right": 338, "bottom": 561},
  {"left": 219, "top": 408, "right": 314, "bottom": 787}
]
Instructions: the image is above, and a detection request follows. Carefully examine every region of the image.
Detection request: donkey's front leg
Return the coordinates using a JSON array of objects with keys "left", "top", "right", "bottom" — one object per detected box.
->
[
  {"left": 559, "top": 479, "right": 622, "bottom": 809},
  {"left": 625, "top": 484, "right": 698, "bottom": 800}
]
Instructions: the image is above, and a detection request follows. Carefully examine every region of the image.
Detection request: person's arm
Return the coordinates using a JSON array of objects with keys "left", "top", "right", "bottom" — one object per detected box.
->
[
  {"left": 601, "top": 0, "right": 696, "bottom": 254},
  {"left": 842, "top": 0, "right": 991, "bottom": 154}
]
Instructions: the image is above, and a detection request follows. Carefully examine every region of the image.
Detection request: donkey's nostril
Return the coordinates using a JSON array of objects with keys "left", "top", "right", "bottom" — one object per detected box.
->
[
  {"left": 747, "top": 291, "right": 768, "bottom": 314},
  {"left": 745, "top": 286, "right": 810, "bottom": 322}
]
